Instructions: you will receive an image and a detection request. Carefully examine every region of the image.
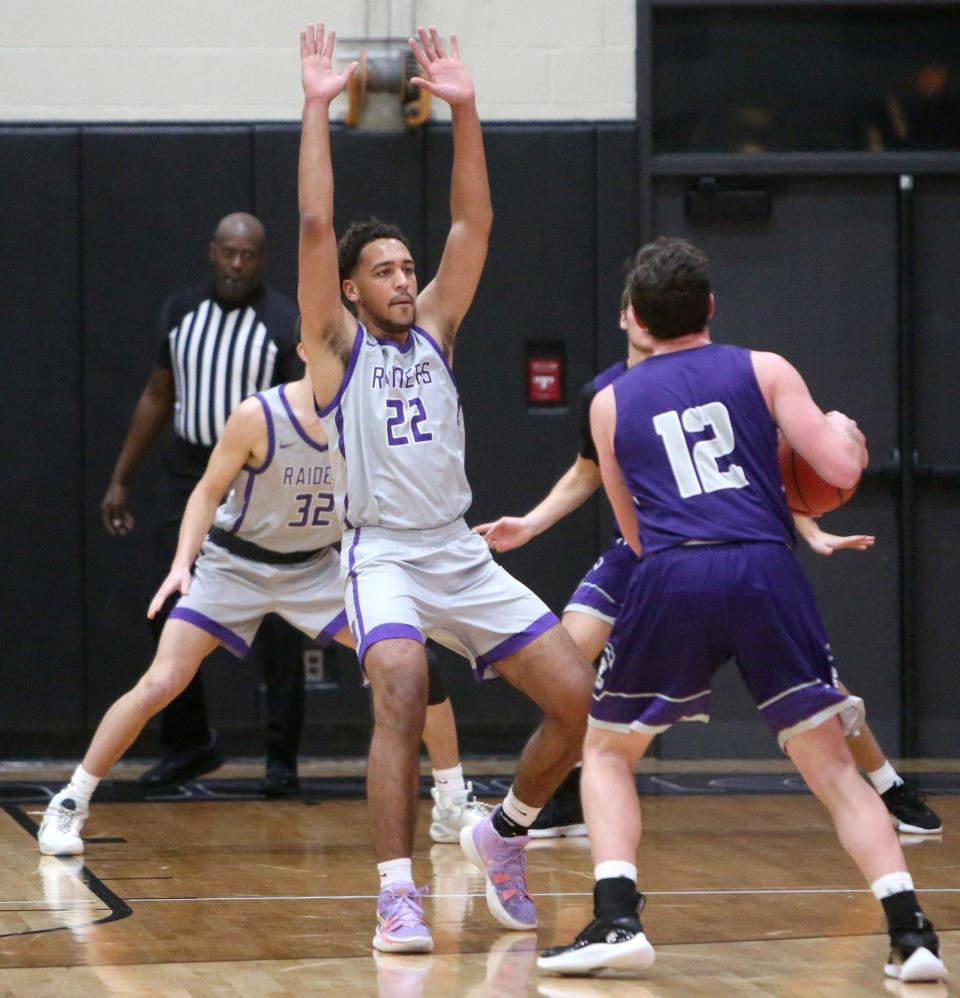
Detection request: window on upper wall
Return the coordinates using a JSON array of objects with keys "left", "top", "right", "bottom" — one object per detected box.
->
[{"left": 652, "top": 5, "right": 960, "bottom": 154}]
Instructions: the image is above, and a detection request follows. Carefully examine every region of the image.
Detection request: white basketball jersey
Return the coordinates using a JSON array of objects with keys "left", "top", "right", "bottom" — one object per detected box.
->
[
  {"left": 213, "top": 384, "right": 342, "bottom": 552},
  {"left": 317, "top": 322, "right": 472, "bottom": 530}
]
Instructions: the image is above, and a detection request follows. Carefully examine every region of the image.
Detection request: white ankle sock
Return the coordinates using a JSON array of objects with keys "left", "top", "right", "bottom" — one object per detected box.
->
[
  {"left": 66, "top": 765, "right": 100, "bottom": 804},
  {"left": 868, "top": 761, "right": 902, "bottom": 796},
  {"left": 595, "top": 861, "right": 638, "bottom": 884},
  {"left": 378, "top": 858, "right": 413, "bottom": 890},
  {"left": 433, "top": 764, "right": 466, "bottom": 806},
  {"left": 502, "top": 787, "right": 541, "bottom": 828},
  {"left": 872, "top": 872, "right": 915, "bottom": 899}
]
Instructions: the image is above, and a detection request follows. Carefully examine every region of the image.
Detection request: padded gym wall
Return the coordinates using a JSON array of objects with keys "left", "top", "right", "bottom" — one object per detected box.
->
[
  {"left": 0, "top": 128, "right": 84, "bottom": 750},
  {"left": 0, "top": 121, "right": 638, "bottom": 756}
]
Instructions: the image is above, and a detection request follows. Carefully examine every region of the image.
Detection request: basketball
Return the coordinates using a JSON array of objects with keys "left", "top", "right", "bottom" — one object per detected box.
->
[{"left": 778, "top": 438, "right": 860, "bottom": 515}]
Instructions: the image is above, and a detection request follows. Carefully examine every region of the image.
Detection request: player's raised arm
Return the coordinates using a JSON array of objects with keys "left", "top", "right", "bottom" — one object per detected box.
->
[
  {"left": 410, "top": 26, "right": 492, "bottom": 352},
  {"left": 591, "top": 386, "right": 641, "bottom": 555},
  {"left": 298, "top": 22, "right": 359, "bottom": 407},
  {"left": 147, "top": 399, "right": 265, "bottom": 618},
  {"left": 752, "top": 351, "right": 867, "bottom": 490}
]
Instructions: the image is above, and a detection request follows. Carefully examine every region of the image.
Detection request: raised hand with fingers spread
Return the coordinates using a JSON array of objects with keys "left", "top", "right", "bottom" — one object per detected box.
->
[
  {"left": 408, "top": 25, "right": 475, "bottom": 106},
  {"left": 301, "top": 21, "right": 358, "bottom": 104}
]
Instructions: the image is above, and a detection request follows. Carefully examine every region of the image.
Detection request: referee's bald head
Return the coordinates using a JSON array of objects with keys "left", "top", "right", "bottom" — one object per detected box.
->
[
  {"left": 214, "top": 212, "right": 266, "bottom": 249},
  {"left": 209, "top": 213, "right": 267, "bottom": 305}
]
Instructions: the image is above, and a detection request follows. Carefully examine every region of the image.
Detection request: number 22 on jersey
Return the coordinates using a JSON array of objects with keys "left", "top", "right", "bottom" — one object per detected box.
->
[{"left": 653, "top": 401, "right": 748, "bottom": 498}]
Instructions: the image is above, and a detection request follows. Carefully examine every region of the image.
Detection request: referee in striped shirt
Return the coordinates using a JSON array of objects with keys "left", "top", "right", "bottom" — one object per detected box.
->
[{"left": 101, "top": 213, "right": 305, "bottom": 793}]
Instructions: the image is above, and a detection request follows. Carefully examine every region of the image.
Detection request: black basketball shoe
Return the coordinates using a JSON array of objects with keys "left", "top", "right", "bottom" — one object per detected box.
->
[
  {"left": 885, "top": 915, "right": 947, "bottom": 982},
  {"left": 528, "top": 794, "right": 587, "bottom": 839},
  {"left": 537, "top": 898, "right": 654, "bottom": 975},
  {"left": 881, "top": 783, "right": 942, "bottom": 835}
]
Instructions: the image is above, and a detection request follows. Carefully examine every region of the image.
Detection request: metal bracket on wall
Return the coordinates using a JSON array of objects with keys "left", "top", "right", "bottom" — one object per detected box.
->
[{"left": 685, "top": 177, "right": 773, "bottom": 223}]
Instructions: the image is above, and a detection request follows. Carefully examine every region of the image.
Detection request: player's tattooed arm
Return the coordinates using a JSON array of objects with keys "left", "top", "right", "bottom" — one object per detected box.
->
[
  {"left": 591, "top": 386, "right": 642, "bottom": 555},
  {"left": 475, "top": 456, "right": 602, "bottom": 552},
  {"left": 792, "top": 513, "right": 875, "bottom": 556},
  {"left": 298, "top": 21, "right": 359, "bottom": 408},
  {"left": 412, "top": 26, "right": 491, "bottom": 356},
  {"left": 146, "top": 399, "right": 265, "bottom": 618}
]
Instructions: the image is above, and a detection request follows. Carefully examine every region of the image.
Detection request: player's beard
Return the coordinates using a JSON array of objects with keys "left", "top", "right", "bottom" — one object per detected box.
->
[{"left": 369, "top": 303, "right": 416, "bottom": 336}]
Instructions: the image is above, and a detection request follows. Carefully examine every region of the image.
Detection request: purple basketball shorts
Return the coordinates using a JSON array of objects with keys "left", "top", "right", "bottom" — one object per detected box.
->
[
  {"left": 564, "top": 538, "right": 640, "bottom": 624},
  {"left": 589, "top": 541, "right": 863, "bottom": 750}
]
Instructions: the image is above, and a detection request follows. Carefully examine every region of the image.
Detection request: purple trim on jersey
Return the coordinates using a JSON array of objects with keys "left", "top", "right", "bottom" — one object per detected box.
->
[
  {"left": 228, "top": 470, "right": 257, "bottom": 535},
  {"left": 278, "top": 383, "right": 329, "bottom": 452},
  {"left": 334, "top": 404, "right": 346, "bottom": 458},
  {"left": 414, "top": 325, "right": 457, "bottom": 386},
  {"left": 334, "top": 404, "right": 353, "bottom": 528},
  {"left": 169, "top": 606, "right": 249, "bottom": 658},
  {"left": 358, "top": 623, "right": 424, "bottom": 667},
  {"left": 475, "top": 611, "right": 558, "bottom": 671},
  {"left": 243, "top": 393, "right": 275, "bottom": 473},
  {"left": 347, "top": 528, "right": 366, "bottom": 645},
  {"left": 315, "top": 609, "right": 349, "bottom": 648},
  {"left": 316, "top": 322, "right": 364, "bottom": 419},
  {"left": 374, "top": 330, "right": 415, "bottom": 354}
]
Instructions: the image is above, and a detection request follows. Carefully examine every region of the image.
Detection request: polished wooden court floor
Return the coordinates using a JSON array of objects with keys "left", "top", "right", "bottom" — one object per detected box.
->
[{"left": 1, "top": 772, "right": 957, "bottom": 996}]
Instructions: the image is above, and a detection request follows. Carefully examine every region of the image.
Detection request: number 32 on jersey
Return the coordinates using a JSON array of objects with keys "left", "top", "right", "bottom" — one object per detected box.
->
[{"left": 653, "top": 401, "right": 748, "bottom": 498}]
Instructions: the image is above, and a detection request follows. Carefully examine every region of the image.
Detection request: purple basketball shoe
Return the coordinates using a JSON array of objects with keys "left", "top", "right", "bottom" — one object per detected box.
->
[
  {"left": 460, "top": 807, "right": 536, "bottom": 930},
  {"left": 372, "top": 882, "right": 433, "bottom": 953}
]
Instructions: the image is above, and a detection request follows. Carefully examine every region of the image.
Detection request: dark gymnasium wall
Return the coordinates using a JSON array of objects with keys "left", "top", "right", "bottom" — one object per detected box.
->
[
  {"left": 1, "top": 118, "right": 957, "bottom": 760},
  {"left": 0, "top": 121, "right": 639, "bottom": 758}
]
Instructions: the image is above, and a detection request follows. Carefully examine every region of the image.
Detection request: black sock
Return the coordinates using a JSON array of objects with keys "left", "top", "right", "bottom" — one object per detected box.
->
[
  {"left": 881, "top": 890, "right": 924, "bottom": 933},
  {"left": 493, "top": 807, "right": 529, "bottom": 838},
  {"left": 594, "top": 877, "right": 641, "bottom": 921}
]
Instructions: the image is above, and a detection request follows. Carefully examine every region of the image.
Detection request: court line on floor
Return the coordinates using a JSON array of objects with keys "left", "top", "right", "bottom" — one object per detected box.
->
[
  {"left": 1, "top": 805, "right": 133, "bottom": 937},
  {"left": 6, "top": 886, "right": 946, "bottom": 904}
]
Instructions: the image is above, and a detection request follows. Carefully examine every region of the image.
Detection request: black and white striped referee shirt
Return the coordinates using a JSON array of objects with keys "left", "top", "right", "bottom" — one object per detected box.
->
[{"left": 156, "top": 282, "right": 302, "bottom": 447}]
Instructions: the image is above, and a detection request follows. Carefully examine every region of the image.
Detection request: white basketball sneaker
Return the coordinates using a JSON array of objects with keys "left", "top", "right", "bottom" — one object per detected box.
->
[
  {"left": 38, "top": 791, "right": 88, "bottom": 856},
  {"left": 429, "top": 783, "right": 492, "bottom": 843}
]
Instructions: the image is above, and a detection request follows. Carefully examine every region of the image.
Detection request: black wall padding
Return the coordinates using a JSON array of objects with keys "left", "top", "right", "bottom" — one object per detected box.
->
[
  {"left": 0, "top": 128, "right": 84, "bottom": 733},
  {"left": 0, "top": 121, "right": 641, "bottom": 752},
  {"left": 80, "top": 127, "right": 258, "bottom": 724}
]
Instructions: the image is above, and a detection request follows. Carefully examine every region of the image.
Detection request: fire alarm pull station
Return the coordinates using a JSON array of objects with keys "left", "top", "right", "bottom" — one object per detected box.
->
[{"left": 526, "top": 345, "right": 565, "bottom": 406}]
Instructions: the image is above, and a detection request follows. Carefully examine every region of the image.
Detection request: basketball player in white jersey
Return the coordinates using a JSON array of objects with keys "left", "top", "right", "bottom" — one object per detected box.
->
[
  {"left": 37, "top": 352, "right": 488, "bottom": 855},
  {"left": 297, "top": 23, "right": 594, "bottom": 952}
]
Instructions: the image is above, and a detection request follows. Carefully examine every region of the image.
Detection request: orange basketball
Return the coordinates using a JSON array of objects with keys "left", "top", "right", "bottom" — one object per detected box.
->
[{"left": 777, "top": 438, "right": 860, "bottom": 515}]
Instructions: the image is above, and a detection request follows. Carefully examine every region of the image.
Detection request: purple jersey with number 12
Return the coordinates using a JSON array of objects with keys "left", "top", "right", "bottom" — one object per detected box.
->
[{"left": 612, "top": 342, "right": 794, "bottom": 555}]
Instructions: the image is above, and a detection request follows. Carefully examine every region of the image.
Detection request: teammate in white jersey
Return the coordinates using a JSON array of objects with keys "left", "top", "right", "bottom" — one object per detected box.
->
[
  {"left": 297, "top": 23, "right": 594, "bottom": 952},
  {"left": 37, "top": 357, "right": 487, "bottom": 855}
]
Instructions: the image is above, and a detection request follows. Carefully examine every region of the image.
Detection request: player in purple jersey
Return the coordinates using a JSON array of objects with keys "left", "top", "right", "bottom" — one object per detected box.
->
[
  {"left": 539, "top": 238, "right": 946, "bottom": 983},
  {"left": 297, "top": 24, "right": 594, "bottom": 953},
  {"left": 479, "top": 285, "right": 940, "bottom": 839}
]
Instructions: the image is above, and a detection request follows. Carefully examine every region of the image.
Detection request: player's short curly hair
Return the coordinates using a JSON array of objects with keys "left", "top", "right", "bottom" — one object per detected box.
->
[
  {"left": 628, "top": 237, "right": 711, "bottom": 339},
  {"left": 337, "top": 217, "right": 413, "bottom": 281}
]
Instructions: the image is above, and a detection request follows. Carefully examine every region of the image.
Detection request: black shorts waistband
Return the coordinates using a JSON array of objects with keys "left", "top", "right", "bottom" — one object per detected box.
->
[{"left": 207, "top": 526, "right": 326, "bottom": 565}]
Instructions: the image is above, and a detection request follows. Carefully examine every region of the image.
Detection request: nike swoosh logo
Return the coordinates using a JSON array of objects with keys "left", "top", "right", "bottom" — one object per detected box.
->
[{"left": 279, "top": 442, "right": 294, "bottom": 449}]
